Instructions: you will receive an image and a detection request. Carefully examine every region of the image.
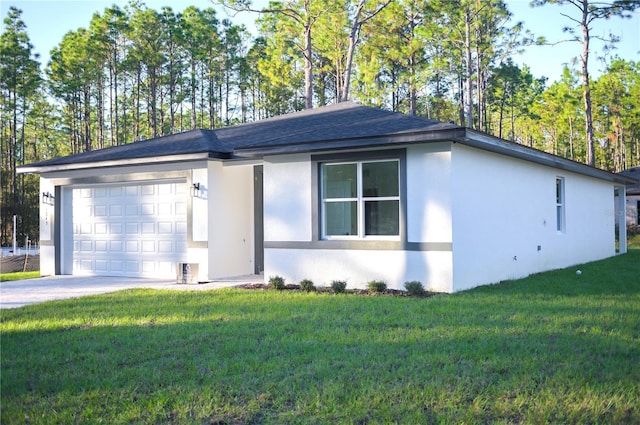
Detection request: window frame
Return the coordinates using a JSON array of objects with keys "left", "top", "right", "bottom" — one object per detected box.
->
[
  {"left": 321, "top": 159, "right": 401, "bottom": 240},
  {"left": 556, "top": 176, "right": 565, "bottom": 233},
  {"left": 311, "top": 149, "right": 407, "bottom": 246}
]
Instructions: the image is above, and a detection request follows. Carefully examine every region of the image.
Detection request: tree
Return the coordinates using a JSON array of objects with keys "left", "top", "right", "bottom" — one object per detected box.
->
[
  {"left": 339, "top": 0, "right": 392, "bottom": 102},
  {"left": 0, "top": 7, "right": 41, "bottom": 245},
  {"left": 219, "top": 0, "right": 324, "bottom": 109},
  {"left": 532, "top": 0, "right": 640, "bottom": 166},
  {"left": 591, "top": 59, "right": 640, "bottom": 170}
]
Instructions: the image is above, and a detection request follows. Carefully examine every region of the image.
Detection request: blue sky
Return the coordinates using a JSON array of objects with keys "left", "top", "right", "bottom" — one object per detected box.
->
[{"left": 2, "top": 0, "right": 639, "bottom": 84}]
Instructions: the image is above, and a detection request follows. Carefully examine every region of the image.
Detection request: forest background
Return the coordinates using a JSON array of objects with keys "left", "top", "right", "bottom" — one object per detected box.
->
[{"left": 1, "top": 0, "right": 639, "bottom": 246}]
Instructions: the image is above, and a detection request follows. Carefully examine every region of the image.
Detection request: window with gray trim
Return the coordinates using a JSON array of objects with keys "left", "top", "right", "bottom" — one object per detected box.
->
[{"left": 321, "top": 159, "right": 400, "bottom": 238}]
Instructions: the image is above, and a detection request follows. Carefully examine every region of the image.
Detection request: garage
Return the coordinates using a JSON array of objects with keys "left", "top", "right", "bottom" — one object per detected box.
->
[{"left": 72, "top": 181, "right": 188, "bottom": 278}]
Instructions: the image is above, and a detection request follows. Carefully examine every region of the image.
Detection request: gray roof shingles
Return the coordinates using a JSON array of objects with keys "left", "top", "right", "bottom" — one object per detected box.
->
[{"left": 22, "top": 102, "right": 459, "bottom": 168}]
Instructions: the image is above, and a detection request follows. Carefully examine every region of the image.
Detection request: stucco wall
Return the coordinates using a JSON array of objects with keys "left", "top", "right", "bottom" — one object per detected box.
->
[
  {"left": 42, "top": 160, "right": 257, "bottom": 280},
  {"left": 262, "top": 147, "right": 455, "bottom": 292},
  {"left": 265, "top": 249, "right": 453, "bottom": 293},
  {"left": 450, "top": 143, "right": 616, "bottom": 291},
  {"left": 263, "top": 154, "right": 313, "bottom": 242},
  {"left": 206, "top": 161, "right": 255, "bottom": 278},
  {"left": 406, "top": 143, "right": 452, "bottom": 244}
]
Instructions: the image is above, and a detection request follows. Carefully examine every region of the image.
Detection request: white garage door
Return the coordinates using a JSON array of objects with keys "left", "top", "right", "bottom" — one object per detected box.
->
[{"left": 72, "top": 181, "right": 188, "bottom": 278}]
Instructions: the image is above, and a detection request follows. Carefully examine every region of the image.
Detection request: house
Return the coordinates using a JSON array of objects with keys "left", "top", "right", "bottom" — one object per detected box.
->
[
  {"left": 18, "top": 102, "right": 635, "bottom": 293},
  {"left": 617, "top": 166, "right": 640, "bottom": 227}
]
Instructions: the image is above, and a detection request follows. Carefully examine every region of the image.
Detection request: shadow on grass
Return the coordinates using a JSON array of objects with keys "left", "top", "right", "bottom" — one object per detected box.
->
[{"left": 1, "top": 251, "right": 639, "bottom": 424}]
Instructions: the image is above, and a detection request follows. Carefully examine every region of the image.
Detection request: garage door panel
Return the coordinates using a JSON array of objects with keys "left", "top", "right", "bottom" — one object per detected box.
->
[
  {"left": 125, "top": 204, "right": 138, "bottom": 216},
  {"left": 110, "top": 223, "right": 123, "bottom": 234},
  {"left": 126, "top": 223, "right": 139, "bottom": 234},
  {"left": 142, "top": 222, "right": 155, "bottom": 234},
  {"left": 158, "top": 222, "right": 173, "bottom": 233},
  {"left": 109, "top": 205, "right": 122, "bottom": 217},
  {"left": 176, "top": 222, "right": 187, "bottom": 234},
  {"left": 73, "top": 181, "right": 187, "bottom": 278},
  {"left": 158, "top": 240, "right": 173, "bottom": 253}
]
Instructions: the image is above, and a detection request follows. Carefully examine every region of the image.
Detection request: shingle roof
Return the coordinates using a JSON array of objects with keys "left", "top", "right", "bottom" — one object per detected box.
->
[
  {"left": 219, "top": 101, "right": 459, "bottom": 150},
  {"left": 24, "top": 128, "right": 226, "bottom": 168},
  {"left": 15, "top": 102, "right": 638, "bottom": 187},
  {"left": 19, "top": 102, "right": 460, "bottom": 170},
  {"left": 619, "top": 166, "right": 640, "bottom": 194}
]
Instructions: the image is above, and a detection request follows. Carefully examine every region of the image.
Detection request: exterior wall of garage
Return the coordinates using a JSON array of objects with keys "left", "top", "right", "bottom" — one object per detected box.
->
[{"left": 38, "top": 161, "right": 210, "bottom": 280}]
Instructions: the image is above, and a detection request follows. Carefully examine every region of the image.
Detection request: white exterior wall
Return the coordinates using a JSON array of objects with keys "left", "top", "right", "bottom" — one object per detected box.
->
[
  {"left": 263, "top": 154, "right": 313, "bottom": 242},
  {"left": 406, "top": 143, "right": 453, "bottom": 244},
  {"left": 37, "top": 160, "right": 253, "bottom": 281},
  {"left": 265, "top": 249, "right": 453, "bottom": 292},
  {"left": 39, "top": 177, "right": 56, "bottom": 276},
  {"left": 206, "top": 161, "right": 255, "bottom": 278},
  {"left": 263, "top": 146, "right": 455, "bottom": 292},
  {"left": 450, "top": 144, "right": 616, "bottom": 291}
]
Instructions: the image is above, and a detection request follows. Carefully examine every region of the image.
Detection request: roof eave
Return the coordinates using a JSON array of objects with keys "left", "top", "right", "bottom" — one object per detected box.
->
[
  {"left": 234, "top": 127, "right": 467, "bottom": 157},
  {"left": 17, "top": 152, "right": 222, "bottom": 174},
  {"left": 455, "top": 130, "right": 637, "bottom": 185}
]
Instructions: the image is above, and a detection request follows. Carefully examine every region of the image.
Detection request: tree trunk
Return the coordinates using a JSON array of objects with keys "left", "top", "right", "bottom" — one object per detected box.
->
[
  {"left": 191, "top": 60, "right": 197, "bottom": 129},
  {"left": 303, "top": 23, "right": 313, "bottom": 109},
  {"left": 580, "top": 0, "right": 595, "bottom": 166},
  {"left": 464, "top": 7, "right": 473, "bottom": 128},
  {"left": 84, "top": 87, "right": 91, "bottom": 152}
]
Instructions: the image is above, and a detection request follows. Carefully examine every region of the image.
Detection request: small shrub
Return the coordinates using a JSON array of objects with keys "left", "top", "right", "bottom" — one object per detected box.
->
[
  {"left": 367, "top": 280, "right": 387, "bottom": 293},
  {"left": 299, "top": 279, "right": 315, "bottom": 292},
  {"left": 268, "top": 275, "right": 285, "bottom": 290},
  {"left": 330, "top": 280, "right": 347, "bottom": 294},
  {"left": 404, "top": 280, "right": 425, "bottom": 296}
]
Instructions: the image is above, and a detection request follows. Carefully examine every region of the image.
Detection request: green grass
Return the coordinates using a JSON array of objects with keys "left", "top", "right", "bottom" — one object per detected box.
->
[
  {"left": 0, "top": 271, "right": 40, "bottom": 282},
  {"left": 2, "top": 252, "right": 639, "bottom": 424}
]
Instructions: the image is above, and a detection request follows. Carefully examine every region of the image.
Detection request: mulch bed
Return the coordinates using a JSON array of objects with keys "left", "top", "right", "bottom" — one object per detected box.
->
[
  {"left": 235, "top": 283, "right": 436, "bottom": 298},
  {"left": 0, "top": 255, "right": 40, "bottom": 274}
]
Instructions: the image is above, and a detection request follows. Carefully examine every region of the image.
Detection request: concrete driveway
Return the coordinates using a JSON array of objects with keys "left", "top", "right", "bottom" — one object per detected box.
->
[{"left": 0, "top": 274, "right": 263, "bottom": 309}]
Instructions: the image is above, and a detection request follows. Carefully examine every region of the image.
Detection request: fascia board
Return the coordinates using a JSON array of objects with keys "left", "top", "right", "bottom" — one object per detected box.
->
[
  {"left": 455, "top": 130, "right": 638, "bottom": 186},
  {"left": 234, "top": 128, "right": 467, "bottom": 157},
  {"left": 17, "top": 152, "right": 215, "bottom": 174}
]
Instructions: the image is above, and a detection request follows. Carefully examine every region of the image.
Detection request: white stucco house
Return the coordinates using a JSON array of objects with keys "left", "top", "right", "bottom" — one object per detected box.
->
[{"left": 18, "top": 103, "right": 636, "bottom": 293}]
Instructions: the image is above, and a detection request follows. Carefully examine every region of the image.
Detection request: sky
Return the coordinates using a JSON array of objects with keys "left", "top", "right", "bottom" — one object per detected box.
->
[{"left": 2, "top": 0, "right": 639, "bottom": 85}]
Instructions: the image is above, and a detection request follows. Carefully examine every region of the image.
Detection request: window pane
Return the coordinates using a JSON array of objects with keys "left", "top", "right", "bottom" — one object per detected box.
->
[
  {"left": 556, "top": 206, "right": 563, "bottom": 232},
  {"left": 363, "top": 161, "right": 399, "bottom": 197},
  {"left": 323, "top": 163, "right": 357, "bottom": 198},
  {"left": 325, "top": 201, "right": 357, "bottom": 236},
  {"left": 365, "top": 200, "right": 399, "bottom": 235},
  {"left": 556, "top": 178, "right": 563, "bottom": 204}
]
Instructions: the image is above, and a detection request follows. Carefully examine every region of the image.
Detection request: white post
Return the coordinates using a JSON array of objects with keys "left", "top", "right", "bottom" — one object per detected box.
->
[
  {"left": 618, "top": 186, "right": 627, "bottom": 254},
  {"left": 12, "top": 215, "right": 17, "bottom": 255}
]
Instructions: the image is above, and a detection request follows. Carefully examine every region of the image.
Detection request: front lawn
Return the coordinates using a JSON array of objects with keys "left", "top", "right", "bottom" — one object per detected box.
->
[{"left": 2, "top": 251, "right": 639, "bottom": 424}]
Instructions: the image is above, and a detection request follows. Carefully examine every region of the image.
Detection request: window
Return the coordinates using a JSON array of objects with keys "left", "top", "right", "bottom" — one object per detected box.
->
[
  {"left": 556, "top": 177, "right": 565, "bottom": 232},
  {"left": 321, "top": 159, "right": 400, "bottom": 238}
]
